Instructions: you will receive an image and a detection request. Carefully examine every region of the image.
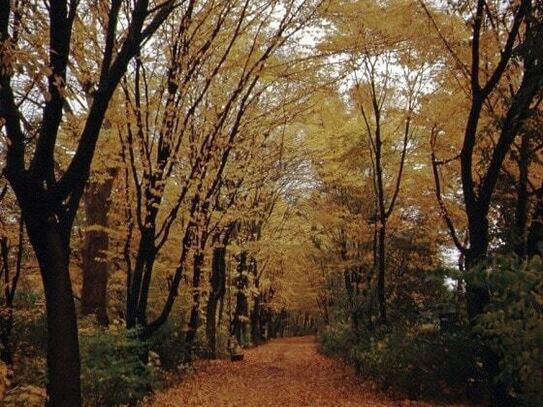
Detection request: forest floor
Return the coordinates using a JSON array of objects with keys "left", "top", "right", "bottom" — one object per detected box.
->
[{"left": 144, "top": 336, "right": 469, "bottom": 407}]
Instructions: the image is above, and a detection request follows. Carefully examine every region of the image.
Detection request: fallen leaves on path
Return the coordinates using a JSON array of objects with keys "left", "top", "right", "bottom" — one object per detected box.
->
[{"left": 145, "top": 336, "right": 468, "bottom": 407}]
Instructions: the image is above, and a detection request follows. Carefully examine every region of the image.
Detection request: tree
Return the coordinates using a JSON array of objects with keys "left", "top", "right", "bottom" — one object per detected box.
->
[
  {"left": 81, "top": 166, "right": 118, "bottom": 326},
  {"left": 118, "top": 0, "right": 321, "bottom": 344},
  {"left": 422, "top": 0, "right": 543, "bottom": 403},
  {"left": 318, "top": 0, "right": 437, "bottom": 324},
  {"left": 352, "top": 56, "right": 428, "bottom": 324},
  {"left": 0, "top": 1, "right": 173, "bottom": 404}
]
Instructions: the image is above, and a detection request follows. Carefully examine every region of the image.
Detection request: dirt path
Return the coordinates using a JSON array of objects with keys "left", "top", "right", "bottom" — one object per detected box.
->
[{"left": 146, "top": 336, "right": 466, "bottom": 407}]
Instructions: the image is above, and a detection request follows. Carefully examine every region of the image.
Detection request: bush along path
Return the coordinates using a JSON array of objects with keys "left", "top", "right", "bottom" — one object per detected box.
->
[{"left": 144, "top": 336, "right": 469, "bottom": 407}]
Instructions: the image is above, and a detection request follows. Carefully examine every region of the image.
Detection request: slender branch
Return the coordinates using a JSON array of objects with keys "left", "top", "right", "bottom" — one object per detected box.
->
[
  {"left": 481, "top": 0, "right": 529, "bottom": 98},
  {"left": 417, "top": 0, "right": 470, "bottom": 81},
  {"left": 99, "top": 0, "right": 122, "bottom": 83},
  {"left": 470, "top": 0, "right": 485, "bottom": 93},
  {"left": 431, "top": 127, "right": 467, "bottom": 254},
  {"left": 385, "top": 115, "right": 410, "bottom": 218}
]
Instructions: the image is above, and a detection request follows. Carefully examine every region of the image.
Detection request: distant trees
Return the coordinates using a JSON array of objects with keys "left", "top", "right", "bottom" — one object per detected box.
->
[
  {"left": 304, "top": 85, "right": 442, "bottom": 332},
  {"left": 352, "top": 55, "right": 428, "bottom": 325},
  {"left": 116, "top": 0, "right": 320, "bottom": 345},
  {"left": 316, "top": 0, "right": 439, "bottom": 327}
]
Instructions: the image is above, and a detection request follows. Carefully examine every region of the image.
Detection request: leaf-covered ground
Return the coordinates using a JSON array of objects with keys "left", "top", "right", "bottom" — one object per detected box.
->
[{"left": 145, "top": 336, "right": 468, "bottom": 406}]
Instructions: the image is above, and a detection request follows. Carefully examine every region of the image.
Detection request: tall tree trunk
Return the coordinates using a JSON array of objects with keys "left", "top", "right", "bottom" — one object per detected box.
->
[
  {"left": 464, "top": 211, "right": 489, "bottom": 318},
  {"left": 206, "top": 246, "right": 226, "bottom": 359},
  {"left": 26, "top": 219, "right": 81, "bottom": 407},
  {"left": 514, "top": 132, "right": 530, "bottom": 256},
  {"left": 7, "top": 177, "right": 83, "bottom": 406},
  {"left": 249, "top": 257, "right": 263, "bottom": 345},
  {"left": 126, "top": 230, "right": 156, "bottom": 329},
  {"left": 464, "top": 213, "right": 508, "bottom": 405},
  {"left": 268, "top": 320, "right": 275, "bottom": 339},
  {"left": 231, "top": 251, "right": 248, "bottom": 344},
  {"left": 279, "top": 309, "right": 287, "bottom": 337},
  {"left": 81, "top": 175, "right": 115, "bottom": 326},
  {"left": 184, "top": 249, "right": 204, "bottom": 364},
  {"left": 250, "top": 293, "right": 262, "bottom": 345},
  {"left": 376, "top": 222, "right": 386, "bottom": 324},
  {"left": 258, "top": 301, "right": 268, "bottom": 340}
]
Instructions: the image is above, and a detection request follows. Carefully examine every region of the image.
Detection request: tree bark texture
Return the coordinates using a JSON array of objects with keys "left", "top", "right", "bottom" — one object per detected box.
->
[
  {"left": 206, "top": 247, "right": 226, "bottom": 359},
  {"left": 82, "top": 176, "right": 116, "bottom": 325},
  {"left": 231, "top": 252, "right": 248, "bottom": 344}
]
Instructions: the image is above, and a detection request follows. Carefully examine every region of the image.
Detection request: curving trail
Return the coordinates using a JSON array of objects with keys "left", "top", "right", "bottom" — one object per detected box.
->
[{"left": 145, "top": 336, "right": 467, "bottom": 407}]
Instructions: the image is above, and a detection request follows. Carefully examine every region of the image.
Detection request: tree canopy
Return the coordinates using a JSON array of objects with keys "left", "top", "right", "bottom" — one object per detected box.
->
[{"left": 0, "top": 0, "right": 542, "bottom": 406}]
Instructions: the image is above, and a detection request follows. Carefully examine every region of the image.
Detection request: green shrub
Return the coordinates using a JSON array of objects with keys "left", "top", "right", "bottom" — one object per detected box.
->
[
  {"left": 471, "top": 255, "right": 543, "bottom": 406},
  {"left": 80, "top": 326, "right": 154, "bottom": 406},
  {"left": 146, "top": 312, "right": 208, "bottom": 369},
  {"left": 318, "top": 321, "right": 473, "bottom": 400},
  {"left": 147, "top": 316, "right": 188, "bottom": 371},
  {"left": 9, "top": 289, "right": 48, "bottom": 393},
  {"left": 11, "top": 291, "right": 48, "bottom": 354},
  {"left": 350, "top": 326, "right": 474, "bottom": 400},
  {"left": 318, "top": 322, "right": 356, "bottom": 359}
]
